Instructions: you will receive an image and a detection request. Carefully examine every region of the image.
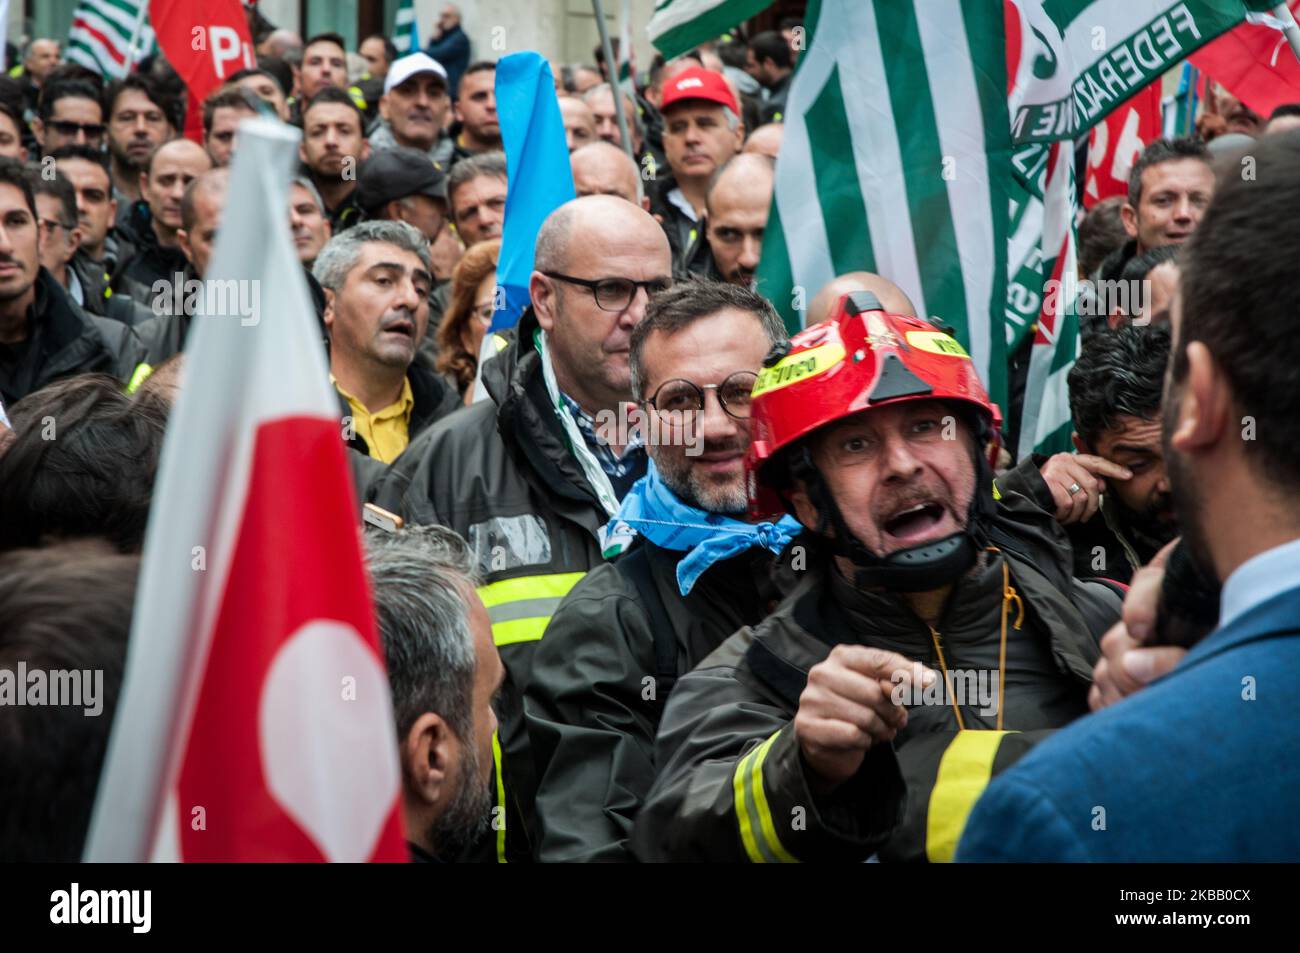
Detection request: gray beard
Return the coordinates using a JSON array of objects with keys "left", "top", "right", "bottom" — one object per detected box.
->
[
  {"left": 427, "top": 739, "right": 493, "bottom": 858},
  {"left": 653, "top": 449, "right": 748, "bottom": 515}
]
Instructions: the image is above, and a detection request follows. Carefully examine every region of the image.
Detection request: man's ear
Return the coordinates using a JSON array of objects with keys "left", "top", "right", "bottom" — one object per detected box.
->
[
  {"left": 788, "top": 478, "right": 821, "bottom": 532},
  {"left": 530, "top": 270, "right": 557, "bottom": 332},
  {"left": 385, "top": 198, "right": 406, "bottom": 223},
  {"left": 138, "top": 169, "right": 149, "bottom": 199},
  {"left": 378, "top": 93, "right": 391, "bottom": 123},
  {"left": 1169, "top": 340, "right": 1229, "bottom": 456},
  {"left": 402, "top": 711, "right": 457, "bottom": 806},
  {"left": 298, "top": 141, "right": 308, "bottom": 166},
  {"left": 31, "top": 118, "right": 44, "bottom": 148},
  {"left": 69, "top": 226, "right": 83, "bottom": 254},
  {"left": 322, "top": 286, "right": 336, "bottom": 330},
  {"left": 176, "top": 228, "right": 192, "bottom": 263},
  {"left": 1119, "top": 201, "right": 1139, "bottom": 240},
  {"left": 1070, "top": 431, "right": 1088, "bottom": 455},
  {"left": 107, "top": 196, "right": 118, "bottom": 224},
  {"left": 359, "top": 139, "right": 372, "bottom": 163}
]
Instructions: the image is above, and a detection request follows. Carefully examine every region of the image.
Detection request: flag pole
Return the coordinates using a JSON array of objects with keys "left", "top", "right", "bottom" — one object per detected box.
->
[
  {"left": 1273, "top": 3, "right": 1300, "bottom": 65},
  {"left": 591, "top": 0, "right": 636, "bottom": 165},
  {"left": 124, "top": 0, "right": 149, "bottom": 73}
]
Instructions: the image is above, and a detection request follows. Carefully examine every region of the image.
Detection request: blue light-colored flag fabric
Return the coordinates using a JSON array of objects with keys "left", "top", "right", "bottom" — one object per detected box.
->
[
  {"left": 607, "top": 461, "right": 802, "bottom": 596},
  {"left": 491, "top": 52, "right": 575, "bottom": 332}
]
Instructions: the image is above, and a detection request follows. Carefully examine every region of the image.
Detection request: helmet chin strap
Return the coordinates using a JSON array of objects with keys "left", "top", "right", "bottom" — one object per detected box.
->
[{"left": 789, "top": 418, "right": 998, "bottom": 594}]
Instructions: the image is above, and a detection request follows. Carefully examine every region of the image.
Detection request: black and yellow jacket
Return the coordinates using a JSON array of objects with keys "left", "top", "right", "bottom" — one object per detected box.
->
[
  {"left": 630, "top": 467, "right": 1123, "bottom": 863},
  {"left": 524, "top": 538, "right": 799, "bottom": 862},
  {"left": 374, "top": 307, "right": 612, "bottom": 861}
]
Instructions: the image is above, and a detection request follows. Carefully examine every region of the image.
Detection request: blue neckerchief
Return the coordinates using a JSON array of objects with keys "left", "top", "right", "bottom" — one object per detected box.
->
[{"left": 608, "top": 461, "right": 801, "bottom": 596}]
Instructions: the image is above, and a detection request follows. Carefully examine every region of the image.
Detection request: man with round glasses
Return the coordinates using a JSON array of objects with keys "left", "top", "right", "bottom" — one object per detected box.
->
[
  {"left": 524, "top": 281, "right": 804, "bottom": 861},
  {"left": 376, "top": 194, "right": 673, "bottom": 861}
]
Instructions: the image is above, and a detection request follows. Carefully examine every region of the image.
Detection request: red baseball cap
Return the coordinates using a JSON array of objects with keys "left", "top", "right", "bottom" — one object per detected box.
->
[{"left": 660, "top": 66, "right": 740, "bottom": 115}]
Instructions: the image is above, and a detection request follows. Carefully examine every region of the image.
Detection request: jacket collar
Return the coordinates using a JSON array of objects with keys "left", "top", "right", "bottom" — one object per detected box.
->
[{"left": 1180, "top": 580, "right": 1300, "bottom": 672}]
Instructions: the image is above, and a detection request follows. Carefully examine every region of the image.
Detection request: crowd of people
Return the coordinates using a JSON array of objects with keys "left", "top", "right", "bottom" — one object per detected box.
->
[{"left": 1, "top": 5, "right": 1298, "bottom": 864}]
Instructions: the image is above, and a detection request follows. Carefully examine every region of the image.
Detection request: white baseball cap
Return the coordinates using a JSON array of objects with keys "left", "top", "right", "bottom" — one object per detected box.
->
[{"left": 383, "top": 52, "right": 449, "bottom": 96}]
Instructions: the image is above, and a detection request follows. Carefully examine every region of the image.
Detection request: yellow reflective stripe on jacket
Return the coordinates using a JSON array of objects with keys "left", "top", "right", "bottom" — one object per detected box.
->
[
  {"left": 925, "top": 729, "right": 1014, "bottom": 862},
  {"left": 125, "top": 362, "right": 154, "bottom": 395},
  {"left": 732, "top": 731, "right": 799, "bottom": 863},
  {"left": 492, "top": 730, "right": 507, "bottom": 863},
  {"left": 477, "top": 571, "right": 585, "bottom": 647}
]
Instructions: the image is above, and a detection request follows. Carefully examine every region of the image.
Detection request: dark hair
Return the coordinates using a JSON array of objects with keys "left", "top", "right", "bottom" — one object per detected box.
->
[
  {"left": 459, "top": 60, "right": 497, "bottom": 96},
  {"left": 1174, "top": 131, "right": 1300, "bottom": 489},
  {"left": 256, "top": 56, "right": 294, "bottom": 96},
  {"left": 303, "top": 32, "right": 347, "bottom": 57},
  {"left": 749, "top": 31, "right": 793, "bottom": 70},
  {"left": 0, "top": 541, "right": 139, "bottom": 862},
  {"left": 1127, "top": 136, "right": 1210, "bottom": 207},
  {"left": 362, "top": 34, "right": 398, "bottom": 67},
  {"left": 103, "top": 73, "right": 179, "bottom": 131},
  {"left": 0, "top": 375, "right": 167, "bottom": 553},
  {"left": 27, "top": 165, "right": 77, "bottom": 227},
  {"left": 0, "top": 155, "right": 37, "bottom": 218},
  {"left": 1268, "top": 102, "right": 1300, "bottom": 121},
  {"left": 37, "top": 78, "right": 102, "bottom": 121},
  {"left": 49, "top": 142, "right": 111, "bottom": 175},
  {"left": 301, "top": 85, "right": 364, "bottom": 132},
  {"left": 202, "top": 86, "right": 257, "bottom": 136},
  {"left": 1068, "top": 324, "right": 1170, "bottom": 449},
  {"left": 1077, "top": 196, "right": 1128, "bottom": 278},
  {"left": 448, "top": 149, "right": 507, "bottom": 199},
  {"left": 629, "top": 280, "right": 787, "bottom": 399},
  {"left": 1118, "top": 243, "right": 1179, "bottom": 285},
  {"left": 715, "top": 38, "right": 749, "bottom": 70},
  {"left": 43, "top": 62, "right": 104, "bottom": 91},
  {"left": 0, "top": 100, "right": 25, "bottom": 140}
]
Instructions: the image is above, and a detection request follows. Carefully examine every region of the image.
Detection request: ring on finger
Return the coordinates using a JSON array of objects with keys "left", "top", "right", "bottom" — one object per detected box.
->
[{"left": 1067, "top": 481, "right": 1082, "bottom": 496}]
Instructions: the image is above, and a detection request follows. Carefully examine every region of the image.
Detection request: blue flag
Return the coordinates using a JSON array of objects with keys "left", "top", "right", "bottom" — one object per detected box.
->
[{"left": 490, "top": 52, "right": 575, "bottom": 332}]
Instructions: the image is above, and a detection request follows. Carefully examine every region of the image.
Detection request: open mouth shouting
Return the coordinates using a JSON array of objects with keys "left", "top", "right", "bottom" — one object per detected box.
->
[{"left": 878, "top": 494, "right": 957, "bottom": 549}]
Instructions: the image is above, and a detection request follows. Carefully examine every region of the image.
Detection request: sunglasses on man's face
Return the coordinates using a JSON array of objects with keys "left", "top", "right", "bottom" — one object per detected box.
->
[{"left": 48, "top": 120, "right": 106, "bottom": 140}]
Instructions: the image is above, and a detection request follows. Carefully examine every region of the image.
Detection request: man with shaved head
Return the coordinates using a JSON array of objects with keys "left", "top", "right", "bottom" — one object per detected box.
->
[
  {"left": 704, "top": 153, "right": 773, "bottom": 286},
  {"left": 808, "top": 271, "right": 918, "bottom": 325},
  {"left": 558, "top": 96, "right": 598, "bottom": 153},
  {"left": 376, "top": 195, "right": 673, "bottom": 862},
  {"left": 114, "top": 138, "right": 212, "bottom": 305},
  {"left": 743, "top": 123, "right": 783, "bottom": 160},
  {"left": 570, "top": 141, "right": 645, "bottom": 208}
]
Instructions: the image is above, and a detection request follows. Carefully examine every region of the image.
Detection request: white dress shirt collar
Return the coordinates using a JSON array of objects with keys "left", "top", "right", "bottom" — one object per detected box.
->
[{"left": 1218, "top": 535, "right": 1300, "bottom": 629}]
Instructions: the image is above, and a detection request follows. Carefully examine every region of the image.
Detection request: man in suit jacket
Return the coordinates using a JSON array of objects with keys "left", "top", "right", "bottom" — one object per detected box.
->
[{"left": 956, "top": 130, "right": 1300, "bottom": 863}]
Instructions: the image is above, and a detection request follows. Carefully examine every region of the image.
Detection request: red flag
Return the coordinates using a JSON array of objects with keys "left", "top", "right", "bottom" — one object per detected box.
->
[
  {"left": 1082, "top": 81, "right": 1162, "bottom": 209},
  {"left": 84, "top": 119, "right": 406, "bottom": 862},
  {"left": 150, "top": 0, "right": 255, "bottom": 141},
  {"left": 1190, "top": 2, "right": 1300, "bottom": 119}
]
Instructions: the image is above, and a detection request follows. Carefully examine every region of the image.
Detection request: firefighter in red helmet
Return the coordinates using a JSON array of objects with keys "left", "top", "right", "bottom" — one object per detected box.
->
[{"left": 630, "top": 292, "right": 1125, "bottom": 863}]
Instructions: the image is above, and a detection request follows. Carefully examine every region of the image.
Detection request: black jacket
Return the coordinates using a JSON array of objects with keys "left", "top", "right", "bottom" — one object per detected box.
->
[
  {"left": 630, "top": 462, "right": 1123, "bottom": 863},
  {"left": 68, "top": 250, "right": 154, "bottom": 326},
  {"left": 0, "top": 269, "right": 144, "bottom": 406},
  {"left": 112, "top": 201, "right": 190, "bottom": 307},
  {"left": 646, "top": 174, "right": 711, "bottom": 278},
  {"left": 374, "top": 307, "right": 616, "bottom": 861},
  {"left": 760, "top": 72, "right": 793, "bottom": 124},
  {"left": 334, "top": 360, "right": 461, "bottom": 460},
  {"left": 524, "top": 538, "right": 799, "bottom": 861}
]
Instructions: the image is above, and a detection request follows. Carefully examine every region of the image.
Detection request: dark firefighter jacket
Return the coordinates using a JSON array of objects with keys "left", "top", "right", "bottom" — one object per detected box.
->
[
  {"left": 629, "top": 463, "right": 1123, "bottom": 863},
  {"left": 373, "top": 307, "right": 613, "bottom": 862},
  {"left": 524, "top": 537, "right": 800, "bottom": 861}
]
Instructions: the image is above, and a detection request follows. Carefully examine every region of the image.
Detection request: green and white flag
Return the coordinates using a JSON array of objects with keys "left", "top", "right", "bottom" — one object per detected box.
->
[
  {"left": 618, "top": 0, "right": 635, "bottom": 92},
  {"left": 66, "top": 0, "right": 154, "bottom": 79},
  {"left": 647, "top": 0, "right": 774, "bottom": 60},
  {"left": 755, "top": 0, "right": 1014, "bottom": 411},
  {"left": 1007, "top": 0, "right": 1271, "bottom": 456},
  {"left": 394, "top": 0, "right": 419, "bottom": 55}
]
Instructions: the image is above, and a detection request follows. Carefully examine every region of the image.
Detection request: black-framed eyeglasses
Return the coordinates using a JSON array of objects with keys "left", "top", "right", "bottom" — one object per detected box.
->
[
  {"left": 38, "top": 218, "right": 76, "bottom": 233},
  {"left": 644, "top": 371, "right": 759, "bottom": 422},
  {"left": 48, "top": 120, "right": 106, "bottom": 139},
  {"left": 543, "top": 271, "right": 673, "bottom": 312}
]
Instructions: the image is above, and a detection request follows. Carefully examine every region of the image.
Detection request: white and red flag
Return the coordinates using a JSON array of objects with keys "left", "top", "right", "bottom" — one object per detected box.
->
[
  {"left": 1190, "top": 1, "right": 1300, "bottom": 119},
  {"left": 150, "top": 0, "right": 255, "bottom": 141},
  {"left": 85, "top": 118, "right": 406, "bottom": 862}
]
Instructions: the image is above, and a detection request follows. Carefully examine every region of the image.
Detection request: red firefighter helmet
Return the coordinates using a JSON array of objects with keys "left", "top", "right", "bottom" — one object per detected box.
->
[{"left": 747, "top": 291, "right": 1002, "bottom": 517}]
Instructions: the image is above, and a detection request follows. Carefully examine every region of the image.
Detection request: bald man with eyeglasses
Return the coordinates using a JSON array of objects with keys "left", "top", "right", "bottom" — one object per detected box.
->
[{"left": 374, "top": 194, "right": 673, "bottom": 862}]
